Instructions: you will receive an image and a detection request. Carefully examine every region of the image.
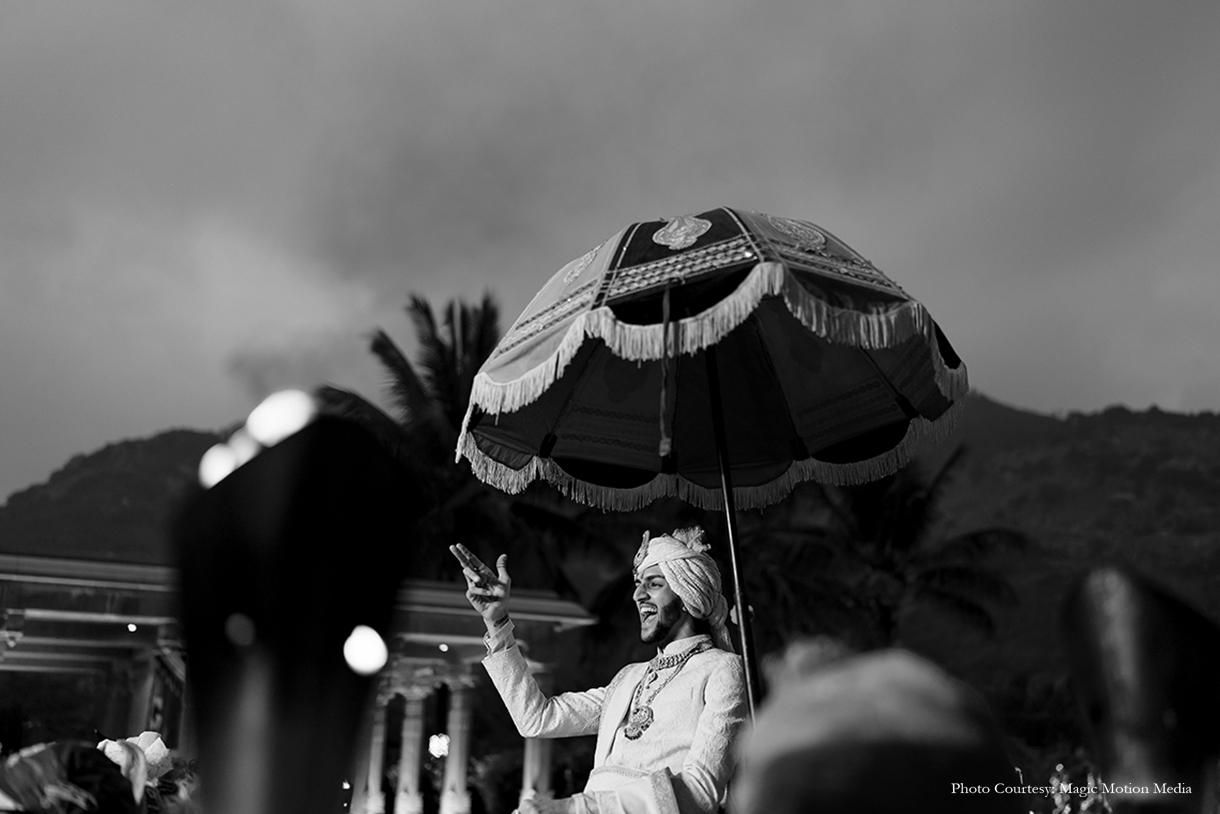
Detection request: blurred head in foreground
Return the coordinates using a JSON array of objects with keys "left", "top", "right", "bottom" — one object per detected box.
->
[{"left": 734, "top": 645, "right": 1026, "bottom": 814}]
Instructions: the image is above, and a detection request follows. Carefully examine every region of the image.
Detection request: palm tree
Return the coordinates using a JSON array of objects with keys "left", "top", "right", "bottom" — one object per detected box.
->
[
  {"left": 315, "top": 292, "right": 622, "bottom": 592},
  {"left": 316, "top": 293, "right": 495, "bottom": 478},
  {"left": 740, "top": 447, "right": 1028, "bottom": 651}
]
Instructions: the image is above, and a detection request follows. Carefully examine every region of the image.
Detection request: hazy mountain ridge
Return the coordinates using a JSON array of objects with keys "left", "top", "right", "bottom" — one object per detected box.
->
[
  {"left": 910, "top": 394, "right": 1220, "bottom": 690},
  {"left": 0, "top": 429, "right": 222, "bottom": 564}
]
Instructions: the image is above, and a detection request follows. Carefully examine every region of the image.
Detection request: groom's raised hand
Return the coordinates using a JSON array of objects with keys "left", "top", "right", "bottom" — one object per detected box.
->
[{"left": 450, "top": 543, "right": 511, "bottom": 626}]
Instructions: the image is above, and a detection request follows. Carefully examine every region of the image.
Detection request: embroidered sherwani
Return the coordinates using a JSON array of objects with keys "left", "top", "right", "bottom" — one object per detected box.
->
[{"left": 483, "top": 622, "right": 747, "bottom": 814}]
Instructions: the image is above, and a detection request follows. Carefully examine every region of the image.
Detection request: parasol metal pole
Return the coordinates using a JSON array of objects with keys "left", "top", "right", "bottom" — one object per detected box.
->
[{"left": 705, "top": 346, "right": 761, "bottom": 721}]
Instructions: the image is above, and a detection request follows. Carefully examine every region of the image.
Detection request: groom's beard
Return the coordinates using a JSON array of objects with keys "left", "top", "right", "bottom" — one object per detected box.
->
[{"left": 640, "top": 594, "right": 684, "bottom": 644}]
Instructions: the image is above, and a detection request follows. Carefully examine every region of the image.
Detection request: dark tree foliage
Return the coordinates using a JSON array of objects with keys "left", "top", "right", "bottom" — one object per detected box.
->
[{"left": 737, "top": 447, "right": 1029, "bottom": 652}]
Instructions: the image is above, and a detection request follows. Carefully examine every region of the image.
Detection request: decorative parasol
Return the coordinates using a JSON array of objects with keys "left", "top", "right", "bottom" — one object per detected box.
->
[{"left": 455, "top": 207, "right": 968, "bottom": 711}]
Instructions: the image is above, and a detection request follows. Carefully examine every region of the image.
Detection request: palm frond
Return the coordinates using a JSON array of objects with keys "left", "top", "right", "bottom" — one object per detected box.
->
[
  {"left": 368, "top": 329, "right": 432, "bottom": 424},
  {"left": 910, "top": 446, "right": 968, "bottom": 538},
  {"left": 936, "top": 527, "right": 1031, "bottom": 560},
  {"left": 887, "top": 481, "right": 932, "bottom": 552},
  {"left": 915, "top": 564, "right": 1020, "bottom": 606},
  {"left": 451, "top": 294, "right": 503, "bottom": 428},
  {"left": 406, "top": 293, "right": 502, "bottom": 431},
  {"left": 927, "top": 444, "right": 969, "bottom": 498},
  {"left": 509, "top": 500, "right": 614, "bottom": 558},
  {"left": 746, "top": 557, "right": 826, "bottom": 597},
  {"left": 432, "top": 477, "right": 496, "bottom": 522},
  {"left": 437, "top": 301, "right": 465, "bottom": 420},
  {"left": 915, "top": 588, "right": 999, "bottom": 636},
  {"left": 743, "top": 526, "right": 842, "bottom": 557},
  {"left": 472, "top": 290, "right": 502, "bottom": 363},
  {"left": 407, "top": 296, "right": 453, "bottom": 412},
  {"left": 815, "top": 483, "right": 863, "bottom": 536}
]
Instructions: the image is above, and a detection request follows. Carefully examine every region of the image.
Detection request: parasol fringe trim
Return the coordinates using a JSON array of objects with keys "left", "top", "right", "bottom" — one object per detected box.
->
[
  {"left": 457, "top": 432, "right": 540, "bottom": 495},
  {"left": 455, "top": 401, "right": 478, "bottom": 464},
  {"left": 462, "top": 261, "right": 779, "bottom": 417},
  {"left": 466, "top": 314, "right": 592, "bottom": 417},
  {"left": 778, "top": 270, "right": 925, "bottom": 350},
  {"left": 543, "top": 460, "right": 680, "bottom": 512},
  {"left": 667, "top": 399, "right": 966, "bottom": 510},
  {"left": 740, "top": 398, "right": 966, "bottom": 507},
  {"left": 775, "top": 270, "right": 970, "bottom": 403},
  {"left": 934, "top": 359, "right": 970, "bottom": 403},
  {"left": 462, "top": 261, "right": 968, "bottom": 421},
  {"left": 929, "top": 339, "right": 970, "bottom": 403},
  {"left": 456, "top": 399, "right": 965, "bottom": 512},
  {"left": 582, "top": 263, "right": 788, "bottom": 361}
]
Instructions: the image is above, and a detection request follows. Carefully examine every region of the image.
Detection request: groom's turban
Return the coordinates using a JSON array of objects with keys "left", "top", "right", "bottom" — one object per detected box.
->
[{"left": 634, "top": 527, "right": 734, "bottom": 653}]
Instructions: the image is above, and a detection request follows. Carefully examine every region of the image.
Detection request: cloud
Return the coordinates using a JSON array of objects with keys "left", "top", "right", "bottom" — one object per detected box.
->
[
  {"left": 1, "top": 0, "right": 1219, "bottom": 499},
  {"left": 0, "top": 201, "right": 389, "bottom": 498}
]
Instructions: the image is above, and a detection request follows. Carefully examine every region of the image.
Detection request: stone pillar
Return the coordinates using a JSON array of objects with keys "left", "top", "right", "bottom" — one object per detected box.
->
[
  {"left": 125, "top": 653, "right": 156, "bottom": 735},
  {"left": 101, "top": 661, "right": 133, "bottom": 739},
  {"left": 351, "top": 689, "right": 391, "bottom": 814},
  {"left": 393, "top": 685, "right": 432, "bottom": 814},
  {"left": 348, "top": 715, "right": 371, "bottom": 814},
  {"left": 177, "top": 679, "right": 196, "bottom": 756},
  {"left": 519, "top": 669, "right": 553, "bottom": 808},
  {"left": 439, "top": 670, "right": 477, "bottom": 814},
  {"left": 520, "top": 738, "right": 554, "bottom": 808}
]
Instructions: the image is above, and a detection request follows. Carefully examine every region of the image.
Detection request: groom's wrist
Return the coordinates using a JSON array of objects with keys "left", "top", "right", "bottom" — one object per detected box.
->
[{"left": 483, "top": 613, "right": 515, "bottom": 656}]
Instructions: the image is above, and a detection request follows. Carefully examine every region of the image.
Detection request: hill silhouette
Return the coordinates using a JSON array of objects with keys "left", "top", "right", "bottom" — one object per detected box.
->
[
  {"left": 0, "top": 428, "right": 222, "bottom": 564},
  {"left": 911, "top": 394, "right": 1220, "bottom": 680},
  {"left": 897, "top": 394, "right": 1220, "bottom": 779}
]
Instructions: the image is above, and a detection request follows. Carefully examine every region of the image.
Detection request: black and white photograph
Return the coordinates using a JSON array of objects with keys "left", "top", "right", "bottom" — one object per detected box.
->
[{"left": 1, "top": 3, "right": 1218, "bottom": 813}]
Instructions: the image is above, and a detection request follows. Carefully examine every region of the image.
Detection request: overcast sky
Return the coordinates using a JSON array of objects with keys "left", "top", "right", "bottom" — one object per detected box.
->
[{"left": 1, "top": 1, "right": 1217, "bottom": 502}]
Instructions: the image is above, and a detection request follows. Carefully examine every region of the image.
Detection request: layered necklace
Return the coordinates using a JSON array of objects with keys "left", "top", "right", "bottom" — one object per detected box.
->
[{"left": 624, "top": 638, "right": 713, "bottom": 740}]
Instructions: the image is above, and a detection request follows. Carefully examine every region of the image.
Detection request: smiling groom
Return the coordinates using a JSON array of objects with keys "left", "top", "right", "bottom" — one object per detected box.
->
[{"left": 451, "top": 527, "right": 746, "bottom": 814}]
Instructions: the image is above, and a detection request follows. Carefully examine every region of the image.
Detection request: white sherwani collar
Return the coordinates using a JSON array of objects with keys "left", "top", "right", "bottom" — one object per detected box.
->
[{"left": 655, "top": 634, "right": 713, "bottom": 658}]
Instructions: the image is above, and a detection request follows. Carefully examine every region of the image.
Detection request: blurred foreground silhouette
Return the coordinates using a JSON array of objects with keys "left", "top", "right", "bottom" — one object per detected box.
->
[
  {"left": 733, "top": 644, "right": 1027, "bottom": 814},
  {"left": 173, "top": 417, "right": 420, "bottom": 814},
  {"left": 1062, "top": 566, "right": 1220, "bottom": 814}
]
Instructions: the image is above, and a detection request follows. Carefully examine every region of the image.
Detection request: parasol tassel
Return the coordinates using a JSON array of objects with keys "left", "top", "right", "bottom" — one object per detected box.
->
[{"left": 659, "top": 286, "right": 673, "bottom": 458}]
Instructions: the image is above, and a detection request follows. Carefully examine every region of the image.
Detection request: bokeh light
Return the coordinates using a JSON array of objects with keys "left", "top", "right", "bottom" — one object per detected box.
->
[
  {"left": 246, "top": 389, "right": 317, "bottom": 447},
  {"left": 227, "top": 428, "right": 261, "bottom": 468},
  {"left": 224, "top": 612, "right": 257, "bottom": 647},
  {"left": 343, "top": 625, "right": 388, "bottom": 675},
  {"left": 198, "top": 443, "right": 239, "bottom": 488}
]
